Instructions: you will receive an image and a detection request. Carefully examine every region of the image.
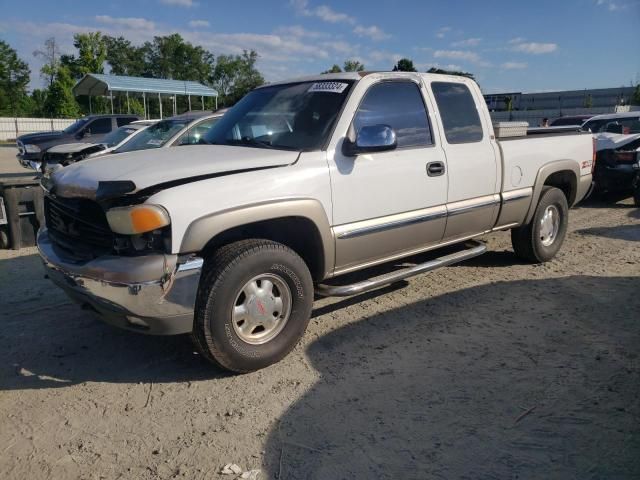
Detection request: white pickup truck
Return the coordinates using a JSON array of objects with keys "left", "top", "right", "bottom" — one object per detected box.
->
[{"left": 38, "top": 72, "right": 594, "bottom": 372}]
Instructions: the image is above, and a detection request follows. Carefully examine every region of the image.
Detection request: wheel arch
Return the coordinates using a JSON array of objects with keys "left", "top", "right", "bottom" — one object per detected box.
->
[
  {"left": 525, "top": 161, "right": 579, "bottom": 224},
  {"left": 180, "top": 198, "right": 334, "bottom": 281}
]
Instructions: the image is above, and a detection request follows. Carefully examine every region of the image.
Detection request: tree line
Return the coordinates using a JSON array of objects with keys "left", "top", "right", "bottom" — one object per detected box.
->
[{"left": 0, "top": 33, "right": 264, "bottom": 118}]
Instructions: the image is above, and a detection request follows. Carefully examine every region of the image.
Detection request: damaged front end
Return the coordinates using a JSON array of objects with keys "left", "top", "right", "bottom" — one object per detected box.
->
[{"left": 37, "top": 176, "right": 202, "bottom": 335}]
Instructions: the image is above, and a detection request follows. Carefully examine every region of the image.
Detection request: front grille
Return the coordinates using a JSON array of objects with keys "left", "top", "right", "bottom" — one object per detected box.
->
[{"left": 45, "top": 195, "right": 115, "bottom": 259}]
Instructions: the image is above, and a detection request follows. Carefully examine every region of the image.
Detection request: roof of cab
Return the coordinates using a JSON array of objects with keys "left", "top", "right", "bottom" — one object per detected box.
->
[{"left": 259, "top": 71, "right": 474, "bottom": 89}]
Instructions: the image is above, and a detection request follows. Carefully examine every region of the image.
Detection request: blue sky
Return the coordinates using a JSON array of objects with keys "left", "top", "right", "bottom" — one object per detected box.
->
[{"left": 1, "top": 0, "right": 639, "bottom": 93}]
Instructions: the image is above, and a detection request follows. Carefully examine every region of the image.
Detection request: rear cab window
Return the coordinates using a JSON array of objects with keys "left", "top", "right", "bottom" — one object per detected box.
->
[{"left": 431, "top": 82, "right": 483, "bottom": 144}]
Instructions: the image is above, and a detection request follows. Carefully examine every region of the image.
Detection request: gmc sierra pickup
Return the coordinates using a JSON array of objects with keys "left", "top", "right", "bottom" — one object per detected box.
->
[{"left": 37, "top": 72, "right": 594, "bottom": 372}]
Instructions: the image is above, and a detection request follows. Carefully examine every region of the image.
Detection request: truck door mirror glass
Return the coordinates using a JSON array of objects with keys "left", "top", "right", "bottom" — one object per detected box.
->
[{"left": 344, "top": 124, "right": 397, "bottom": 156}]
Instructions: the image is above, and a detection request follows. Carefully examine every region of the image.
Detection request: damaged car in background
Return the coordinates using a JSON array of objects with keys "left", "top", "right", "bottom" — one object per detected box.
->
[
  {"left": 583, "top": 111, "right": 640, "bottom": 194},
  {"left": 39, "top": 110, "right": 225, "bottom": 176},
  {"left": 40, "top": 120, "right": 156, "bottom": 176}
]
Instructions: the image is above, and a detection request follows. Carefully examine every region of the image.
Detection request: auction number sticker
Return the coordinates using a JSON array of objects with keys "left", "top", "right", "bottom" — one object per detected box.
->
[{"left": 308, "top": 82, "right": 349, "bottom": 93}]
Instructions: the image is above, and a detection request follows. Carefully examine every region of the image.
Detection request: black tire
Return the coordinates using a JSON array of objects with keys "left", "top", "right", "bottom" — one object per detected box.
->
[
  {"left": 633, "top": 188, "right": 640, "bottom": 207},
  {"left": 511, "top": 186, "right": 569, "bottom": 263},
  {"left": 192, "top": 239, "right": 314, "bottom": 373}
]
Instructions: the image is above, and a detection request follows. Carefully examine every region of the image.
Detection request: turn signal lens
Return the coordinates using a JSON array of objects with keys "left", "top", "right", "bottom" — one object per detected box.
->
[{"left": 106, "top": 205, "right": 170, "bottom": 235}]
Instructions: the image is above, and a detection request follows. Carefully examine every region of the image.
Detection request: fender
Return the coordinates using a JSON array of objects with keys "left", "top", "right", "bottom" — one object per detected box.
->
[
  {"left": 179, "top": 198, "right": 335, "bottom": 278},
  {"left": 525, "top": 160, "right": 580, "bottom": 224}
]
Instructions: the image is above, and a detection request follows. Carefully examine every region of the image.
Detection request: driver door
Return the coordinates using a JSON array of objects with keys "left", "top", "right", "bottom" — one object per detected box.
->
[{"left": 328, "top": 79, "right": 448, "bottom": 274}]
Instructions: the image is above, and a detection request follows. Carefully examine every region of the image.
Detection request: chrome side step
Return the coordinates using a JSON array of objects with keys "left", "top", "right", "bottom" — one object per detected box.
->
[{"left": 315, "top": 240, "right": 486, "bottom": 297}]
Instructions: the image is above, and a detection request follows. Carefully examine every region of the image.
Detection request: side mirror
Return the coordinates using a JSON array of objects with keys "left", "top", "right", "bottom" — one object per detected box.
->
[{"left": 343, "top": 124, "right": 397, "bottom": 157}]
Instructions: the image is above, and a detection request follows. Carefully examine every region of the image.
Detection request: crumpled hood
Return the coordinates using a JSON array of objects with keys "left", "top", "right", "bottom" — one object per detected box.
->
[
  {"left": 47, "top": 142, "right": 98, "bottom": 154},
  {"left": 50, "top": 145, "right": 299, "bottom": 199},
  {"left": 595, "top": 132, "right": 640, "bottom": 151}
]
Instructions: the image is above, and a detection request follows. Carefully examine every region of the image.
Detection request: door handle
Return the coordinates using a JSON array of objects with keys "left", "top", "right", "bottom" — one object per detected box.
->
[{"left": 427, "top": 161, "right": 445, "bottom": 177}]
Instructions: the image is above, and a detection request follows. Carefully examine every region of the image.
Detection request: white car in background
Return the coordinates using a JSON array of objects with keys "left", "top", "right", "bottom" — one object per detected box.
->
[
  {"left": 582, "top": 111, "right": 640, "bottom": 193},
  {"left": 40, "top": 110, "right": 226, "bottom": 176},
  {"left": 39, "top": 120, "right": 157, "bottom": 175}
]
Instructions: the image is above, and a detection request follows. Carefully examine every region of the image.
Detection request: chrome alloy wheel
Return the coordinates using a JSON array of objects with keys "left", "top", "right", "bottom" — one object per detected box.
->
[
  {"left": 231, "top": 273, "right": 292, "bottom": 345},
  {"left": 539, "top": 205, "right": 560, "bottom": 247}
]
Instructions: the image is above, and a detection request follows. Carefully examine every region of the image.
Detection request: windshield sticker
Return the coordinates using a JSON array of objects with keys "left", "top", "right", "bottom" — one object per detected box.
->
[
  {"left": 147, "top": 139, "right": 163, "bottom": 146},
  {"left": 308, "top": 82, "right": 349, "bottom": 94}
]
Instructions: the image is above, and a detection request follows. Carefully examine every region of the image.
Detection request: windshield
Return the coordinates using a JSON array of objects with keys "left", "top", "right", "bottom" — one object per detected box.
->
[
  {"left": 63, "top": 118, "right": 89, "bottom": 134},
  {"left": 114, "top": 119, "right": 188, "bottom": 153},
  {"left": 101, "top": 126, "right": 139, "bottom": 147},
  {"left": 203, "top": 80, "right": 354, "bottom": 151}
]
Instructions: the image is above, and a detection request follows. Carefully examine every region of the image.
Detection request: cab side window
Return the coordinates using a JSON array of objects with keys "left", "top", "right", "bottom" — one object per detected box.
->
[
  {"left": 431, "top": 82, "right": 483, "bottom": 144},
  {"left": 87, "top": 118, "right": 113, "bottom": 134},
  {"left": 353, "top": 81, "right": 433, "bottom": 148},
  {"left": 175, "top": 118, "right": 219, "bottom": 145}
]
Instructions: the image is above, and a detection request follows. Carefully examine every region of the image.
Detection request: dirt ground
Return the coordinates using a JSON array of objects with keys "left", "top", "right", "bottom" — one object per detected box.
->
[{"left": 1, "top": 146, "right": 639, "bottom": 479}]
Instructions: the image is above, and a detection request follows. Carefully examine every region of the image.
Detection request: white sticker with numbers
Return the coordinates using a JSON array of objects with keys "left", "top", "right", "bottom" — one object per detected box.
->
[{"left": 308, "top": 82, "right": 349, "bottom": 93}]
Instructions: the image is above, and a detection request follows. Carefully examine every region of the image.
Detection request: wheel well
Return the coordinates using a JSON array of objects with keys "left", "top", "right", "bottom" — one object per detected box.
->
[
  {"left": 200, "top": 217, "right": 326, "bottom": 281},
  {"left": 543, "top": 170, "right": 577, "bottom": 206}
]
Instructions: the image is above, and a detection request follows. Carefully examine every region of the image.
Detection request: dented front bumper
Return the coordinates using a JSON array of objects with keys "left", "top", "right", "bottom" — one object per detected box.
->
[{"left": 37, "top": 229, "right": 202, "bottom": 335}]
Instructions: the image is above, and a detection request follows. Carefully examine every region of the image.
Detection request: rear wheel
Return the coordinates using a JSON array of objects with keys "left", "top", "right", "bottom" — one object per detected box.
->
[
  {"left": 511, "top": 186, "right": 569, "bottom": 263},
  {"left": 192, "top": 239, "right": 313, "bottom": 373}
]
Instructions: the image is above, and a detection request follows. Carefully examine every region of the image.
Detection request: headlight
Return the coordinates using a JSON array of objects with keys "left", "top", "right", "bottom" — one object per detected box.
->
[
  {"left": 24, "top": 144, "right": 41, "bottom": 153},
  {"left": 106, "top": 205, "right": 170, "bottom": 235}
]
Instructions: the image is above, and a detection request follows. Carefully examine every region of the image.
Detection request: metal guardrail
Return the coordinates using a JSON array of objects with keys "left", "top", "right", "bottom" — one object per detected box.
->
[{"left": 0, "top": 118, "right": 77, "bottom": 142}]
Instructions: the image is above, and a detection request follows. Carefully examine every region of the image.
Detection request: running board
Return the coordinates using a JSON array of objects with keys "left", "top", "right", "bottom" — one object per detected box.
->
[{"left": 315, "top": 240, "right": 486, "bottom": 297}]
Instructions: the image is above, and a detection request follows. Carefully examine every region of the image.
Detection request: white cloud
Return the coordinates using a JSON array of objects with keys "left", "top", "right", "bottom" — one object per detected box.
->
[
  {"left": 433, "top": 49, "right": 490, "bottom": 66},
  {"left": 501, "top": 61, "right": 528, "bottom": 70},
  {"left": 595, "top": 0, "right": 630, "bottom": 11},
  {"left": 435, "top": 26, "right": 451, "bottom": 39},
  {"left": 160, "top": 0, "right": 197, "bottom": 7},
  {"left": 368, "top": 50, "right": 403, "bottom": 63},
  {"left": 290, "top": 0, "right": 355, "bottom": 24},
  {"left": 434, "top": 50, "right": 480, "bottom": 62},
  {"left": 188, "top": 20, "right": 209, "bottom": 28},
  {"left": 95, "top": 15, "right": 156, "bottom": 30},
  {"left": 451, "top": 37, "right": 481, "bottom": 48},
  {"left": 353, "top": 25, "right": 390, "bottom": 41},
  {"left": 275, "top": 25, "right": 328, "bottom": 38},
  {"left": 508, "top": 37, "right": 526, "bottom": 44},
  {"left": 511, "top": 41, "right": 558, "bottom": 54}
]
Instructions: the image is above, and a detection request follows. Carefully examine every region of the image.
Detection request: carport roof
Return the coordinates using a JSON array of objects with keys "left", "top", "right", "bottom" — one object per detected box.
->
[{"left": 73, "top": 73, "right": 218, "bottom": 97}]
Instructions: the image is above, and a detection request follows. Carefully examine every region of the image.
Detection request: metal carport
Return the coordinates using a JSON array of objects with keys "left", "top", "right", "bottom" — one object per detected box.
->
[{"left": 72, "top": 73, "right": 219, "bottom": 119}]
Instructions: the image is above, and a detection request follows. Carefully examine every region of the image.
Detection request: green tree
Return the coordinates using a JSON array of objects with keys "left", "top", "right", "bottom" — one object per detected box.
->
[
  {"left": 426, "top": 67, "right": 475, "bottom": 81},
  {"left": 503, "top": 96, "right": 514, "bottom": 112},
  {"left": 343, "top": 60, "right": 364, "bottom": 72},
  {"left": 44, "top": 65, "right": 80, "bottom": 118},
  {"left": 0, "top": 40, "right": 31, "bottom": 116},
  {"left": 33, "top": 37, "right": 60, "bottom": 88},
  {"left": 322, "top": 64, "right": 342, "bottom": 74},
  {"left": 142, "top": 34, "right": 214, "bottom": 83},
  {"left": 584, "top": 94, "right": 593, "bottom": 108},
  {"left": 212, "top": 50, "right": 264, "bottom": 107},
  {"left": 103, "top": 36, "right": 145, "bottom": 76},
  {"left": 392, "top": 58, "right": 417, "bottom": 72},
  {"left": 632, "top": 84, "right": 640, "bottom": 106}
]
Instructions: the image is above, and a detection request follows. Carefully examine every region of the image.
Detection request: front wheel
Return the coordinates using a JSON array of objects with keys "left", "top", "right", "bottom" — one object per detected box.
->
[
  {"left": 511, "top": 186, "right": 569, "bottom": 263},
  {"left": 192, "top": 239, "right": 314, "bottom": 373}
]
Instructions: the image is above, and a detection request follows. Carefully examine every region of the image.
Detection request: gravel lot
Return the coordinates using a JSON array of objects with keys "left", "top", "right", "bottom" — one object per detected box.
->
[{"left": 1, "top": 146, "right": 639, "bottom": 479}]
